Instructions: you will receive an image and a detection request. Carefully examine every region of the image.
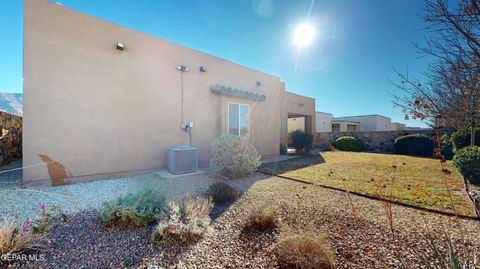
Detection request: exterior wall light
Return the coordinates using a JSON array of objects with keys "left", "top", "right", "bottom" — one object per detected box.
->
[
  {"left": 116, "top": 42, "right": 125, "bottom": 51},
  {"left": 177, "top": 65, "right": 189, "bottom": 72}
]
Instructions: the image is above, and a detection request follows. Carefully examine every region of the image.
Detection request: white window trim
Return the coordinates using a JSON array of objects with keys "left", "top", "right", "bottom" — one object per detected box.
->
[{"left": 227, "top": 102, "right": 251, "bottom": 137}]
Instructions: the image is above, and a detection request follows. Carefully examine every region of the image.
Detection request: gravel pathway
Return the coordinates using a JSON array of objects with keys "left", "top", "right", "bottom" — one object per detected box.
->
[{"left": 5, "top": 173, "right": 480, "bottom": 268}]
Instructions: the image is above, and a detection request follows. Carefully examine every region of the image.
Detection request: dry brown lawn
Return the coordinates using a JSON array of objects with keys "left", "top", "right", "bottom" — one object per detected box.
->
[{"left": 259, "top": 151, "right": 476, "bottom": 217}]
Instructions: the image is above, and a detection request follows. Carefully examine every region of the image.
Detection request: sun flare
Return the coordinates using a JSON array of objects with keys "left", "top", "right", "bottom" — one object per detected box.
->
[{"left": 293, "top": 23, "right": 316, "bottom": 48}]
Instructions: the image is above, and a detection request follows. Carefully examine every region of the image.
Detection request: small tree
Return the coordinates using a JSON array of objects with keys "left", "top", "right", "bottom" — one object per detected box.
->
[{"left": 391, "top": 0, "right": 480, "bottom": 146}]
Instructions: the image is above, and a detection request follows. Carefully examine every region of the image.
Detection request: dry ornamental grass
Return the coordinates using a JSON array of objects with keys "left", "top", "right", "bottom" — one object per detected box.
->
[
  {"left": 277, "top": 234, "right": 335, "bottom": 269},
  {"left": 242, "top": 206, "right": 279, "bottom": 233}
]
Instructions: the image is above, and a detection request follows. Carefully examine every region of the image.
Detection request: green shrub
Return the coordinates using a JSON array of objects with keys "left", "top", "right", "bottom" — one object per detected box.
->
[
  {"left": 207, "top": 182, "right": 239, "bottom": 204},
  {"left": 242, "top": 206, "right": 279, "bottom": 233},
  {"left": 280, "top": 144, "right": 287, "bottom": 155},
  {"left": 210, "top": 134, "right": 261, "bottom": 179},
  {"left": 101, "top": 185, "right": 166, "bottom": 227},
  {"left": 151, "top": 196, "right": 213, "bottom": 243},
  {"left": 124, "top": 256, "right": 134, "bottom": 267},
  {"left": 332, "top": 136, "right": 364, "bottom": 152},
  {"left": 291, "top": 130, "right": 313, "bottom": 153},
  {"left": 453, "top": 146, "right": 480, "bottom": 185},
  {"left": 32, "top": 204, "right": 66, "bottom": 234},
  {"left": 394, "top": 134, "right": 434, "bottom": 157},
  {"left": 450, "top": 128, "right": 480, "bottom": 152},
  {"left": 440, "top": 134, "right": 454, "bottom": 160}
]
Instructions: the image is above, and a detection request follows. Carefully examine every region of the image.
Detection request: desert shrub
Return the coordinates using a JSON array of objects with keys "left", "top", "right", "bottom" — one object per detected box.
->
[
  {"left": 0, "top": 219, "right": 37, "bottom": 262},
  {"left": 32, "top": 204, "right": 66, "bottom": 234},
  {"left": 451, "top": 128, "right": 480, "bottom": 152},
  {"left": 151, "top": 196, "right": 213, "bottom": 242},
  {"left": 394, "top": 134, "right": 434, "bottom": 157},
  {"left": 210, "top": 134, "right": 261, "bottom": 179},
  {"left": 280, "top": 144, "right": 287, "bottom": 155},
  {"left": 291, "top": 131, "right": 313, "bottom": 153},
  {"left": 1, "top": 205, "right": 66, "bottom": 265},
  {"left": 439, "top": 134, "right": 454, "bottom": 160},
  {"left": 453, "top": 146, "right": 480, "bottom": 185},
  {"left": 101, "top": 186, "right": 166, "bottom": 227},
  {"left": 242, "top": 206, "right": 279, "bottom": 233},
  {"left": 332, "top": 136, "right": 364, "bottom": 152},
  {"left": 277, "top": 234, "right": 335, "bottom": 269},
  {"left": 207, "top": 182, "right": 239, "bottom": 204}
]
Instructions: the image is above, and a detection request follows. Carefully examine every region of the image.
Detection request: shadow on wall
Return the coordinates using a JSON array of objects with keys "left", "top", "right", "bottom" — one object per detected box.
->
[{"left": 38, "top": 154, "right": 72, "bottom": 186}]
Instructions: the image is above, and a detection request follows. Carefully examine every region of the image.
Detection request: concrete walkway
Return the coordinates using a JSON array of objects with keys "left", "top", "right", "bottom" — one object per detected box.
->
[{"left": 261, "top": 155, "right": 299, "bottom": 164}]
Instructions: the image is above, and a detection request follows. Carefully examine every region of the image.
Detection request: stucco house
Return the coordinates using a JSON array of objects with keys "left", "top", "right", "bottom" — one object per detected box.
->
[
  {"left": 333, "top": 115, "right": 391, "bottom": 132},
  {"left": 390, "top": 122, "right": 407, "bottom": 131},
  {"left": 22, "top": 0, "right": 315, "bottom": 184},
  {"left": 315, "top": 112, "right": 392, "bottom": 132},
  {"left": 315, "top": 112, "right": 333, "bottom": 132}
]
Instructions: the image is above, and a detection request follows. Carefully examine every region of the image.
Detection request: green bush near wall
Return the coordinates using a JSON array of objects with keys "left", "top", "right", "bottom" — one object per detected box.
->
[
  {"left": 332, "top": 136, "right": 364, "bottom": 152},
  {"left": 394, "top": 134, "right": 434, "bottom": 157},
  {"left": 453, "top": 146, "right": 480, "bottom": 185},
  {"left": 450, "top": 128, "right": 480, "bottom": 152},
  {"left": 440, "top": 134, "right": 454, "bottom": 160},
  {"left": 280, "top": 144, "right": 287, "bottom": 155},
  {"left": 291, "top": 130, "right": 313, "bottom": 153}
]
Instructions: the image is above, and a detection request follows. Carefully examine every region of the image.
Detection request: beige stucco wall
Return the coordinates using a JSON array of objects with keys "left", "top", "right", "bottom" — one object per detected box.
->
[
  {"left": 315, "top": 112, "right": 332, "bottom": 132},
  {"left": 23, "top": 0, "right": 286, "bottom": 183},
  {"left": 333, "top": 115, "right": 391, "bottom": 132},
  {"left": 391, "top": 122, "right": 407, "bottom": 131},
  {"left": 287, "top": 117, "right": 305, "bottom": 133},
  {"left": 280, "top": 91, "right": 316, "bottom": 146}
]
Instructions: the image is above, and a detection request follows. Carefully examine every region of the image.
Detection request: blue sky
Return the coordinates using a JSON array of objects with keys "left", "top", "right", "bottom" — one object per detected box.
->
[{"left": 0, "top": 0, "right": 432, "bottom": 127}]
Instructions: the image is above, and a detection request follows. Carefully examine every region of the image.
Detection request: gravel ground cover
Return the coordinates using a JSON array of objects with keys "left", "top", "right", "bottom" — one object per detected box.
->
[
  {"left": 0, "top": 171, "right": 262, "bottom": 223},
  {"left": 0, "top": 160, "right": 22, "bottom": 190},
  {"left": 7, "top": 173, "right": 480, "bottom": 269}
]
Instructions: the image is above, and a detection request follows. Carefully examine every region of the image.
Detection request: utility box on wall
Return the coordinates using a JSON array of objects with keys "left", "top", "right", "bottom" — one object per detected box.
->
[{"left": 167, "top": 146, "right": 199, "bottom": 174}]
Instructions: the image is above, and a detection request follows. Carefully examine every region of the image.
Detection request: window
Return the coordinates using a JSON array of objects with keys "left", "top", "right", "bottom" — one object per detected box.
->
[{"left": 228, "top": 103, "right": 250, "bottom": 137}]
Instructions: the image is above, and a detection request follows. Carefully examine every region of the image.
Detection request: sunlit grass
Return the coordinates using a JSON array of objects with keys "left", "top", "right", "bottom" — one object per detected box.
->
[{"left": 260, "top": 151, "right": 475, "bottom": 217}]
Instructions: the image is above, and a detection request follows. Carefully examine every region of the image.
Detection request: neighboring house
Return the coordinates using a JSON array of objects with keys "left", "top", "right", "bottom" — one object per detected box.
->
[
  {"left": 315, "top": 112, "right": 333, "bottom": 132},
  {"left": 23, "top": 0, "right": 315, "bottom": 184},
  {"left": 333, "top": 115, "right": 391, "bottom": 132},
  {"left": 390, "top": 122, "right": 407, "bottom": 131},
  {"left": 331, "top": 119, "right": 360, "bottom": 132},
  {"left": 316, "top": 112, "right": 392, "bottom": 132}
]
